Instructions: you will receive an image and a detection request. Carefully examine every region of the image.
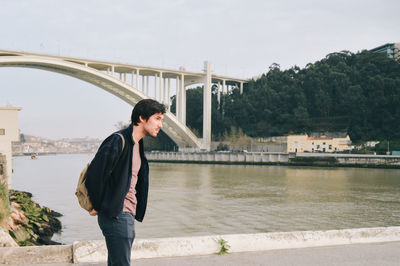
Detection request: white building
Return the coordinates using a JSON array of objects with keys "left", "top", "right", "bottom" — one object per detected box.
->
[
  {"left": 370, "top": 43, "right": 400, "bottom": 60},
  {"left": 0, "top": 106, "right": 22, "bottom": 188},
  {"left": 287, "top": 133, "right": 352, "bottom": 153}
]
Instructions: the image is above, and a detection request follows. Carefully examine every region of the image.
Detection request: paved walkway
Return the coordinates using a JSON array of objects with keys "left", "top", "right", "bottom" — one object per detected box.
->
[
  {"left": 31, "top": 241, "right": 400, "bottom": 266},
  {"left": 131, "top": 241, "right": 399, "bottom": 266}
]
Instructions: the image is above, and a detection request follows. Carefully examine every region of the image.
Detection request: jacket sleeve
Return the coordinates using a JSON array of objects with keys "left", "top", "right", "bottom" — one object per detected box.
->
[{"left": 85, "top": 134, "right": 123, "bottom": 211}]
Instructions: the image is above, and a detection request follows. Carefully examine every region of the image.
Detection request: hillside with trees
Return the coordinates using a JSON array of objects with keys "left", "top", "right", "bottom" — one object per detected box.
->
[{"left": 171, "top": 50, "right": 400, "bottom": 144}]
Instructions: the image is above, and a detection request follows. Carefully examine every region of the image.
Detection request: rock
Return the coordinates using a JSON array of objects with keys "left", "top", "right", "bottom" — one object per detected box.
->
[
  {"left": 10, "top": 210, "right": 27, "bottom": 225},
  {"left": 9, "top": 227, "right": 30, "bottom": 243},
  {"left": 11, "top": 202, "right": 20, "bottom": 209},
  {"left": 42, "top": 214, "right": 49, "bottom": 222},
  {"left": 39, "top": 237, "right": 62, "bottom": 245},
  {"left": 19, "top": 211, "right": 26, "bottom": 220},
  {"left": 51, "top": 210, "right": 63, "bottom": 217},
  {"left": 0, "top": 227, "right": 18, "bottom": 247},
  {"left": 7, "top": 216, "right": 21, "bottom": 231},
  {"left": 8, "top": 189, "right": 63, "bottom": 246},
  {"left": 42, "top": 206, "right": 62, "bottom": 218}
]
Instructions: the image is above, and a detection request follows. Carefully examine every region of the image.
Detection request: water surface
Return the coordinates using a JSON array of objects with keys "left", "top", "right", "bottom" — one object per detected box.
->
[{"left": 11, "top": 154, "right": 400, "bottom": 244}]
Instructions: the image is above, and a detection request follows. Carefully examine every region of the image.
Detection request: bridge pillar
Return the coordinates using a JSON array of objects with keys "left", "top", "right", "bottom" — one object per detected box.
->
[
  {"left": 202, "top": 61, "right": 212, "bottom": 151},
  {"left": 181, "top": 74, "right": 186, "bottom": 125},
  {"left": 176, "top": 76, "right": 180, "bottom": 118},
  {"left": 176, "top": 74, "right": 186, "bottom": 125},
  {"left": 163, "top": 77, "right": 166, "bottom": 103},
  {"left": 154, "top": 73, "right": 158, "bottom": 99},
  {"left": 159, "top": 72, "right": 163, "bottom": 102},
  {"left": 167, "top": 78, "right": 171, "bottom": 109},
  {"left": 141, "top": 73, "right": 145, "bottom": 92},
  {"left": 135, "top": 69, "right": 140, "bottom": 90},
  {"left": 146, "top": 75, "right": 150, "bottom": 96}
]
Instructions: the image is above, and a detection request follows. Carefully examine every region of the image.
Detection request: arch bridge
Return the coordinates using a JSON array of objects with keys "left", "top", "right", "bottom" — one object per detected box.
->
[{"left": 0, "top": 50, "right": 248, "bottom": 151}]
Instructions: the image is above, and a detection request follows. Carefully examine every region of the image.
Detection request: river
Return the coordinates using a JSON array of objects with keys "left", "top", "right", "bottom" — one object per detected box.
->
[{"left": 11, "top": 154, "right": 400, "bottom": 244}]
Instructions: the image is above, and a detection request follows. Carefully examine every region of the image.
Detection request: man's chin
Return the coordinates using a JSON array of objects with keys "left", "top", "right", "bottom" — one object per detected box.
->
[{"left": 148, "top": 132, "right": 159, "bottom": 138}]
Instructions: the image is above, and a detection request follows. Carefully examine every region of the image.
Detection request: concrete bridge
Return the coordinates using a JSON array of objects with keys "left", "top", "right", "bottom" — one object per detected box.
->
[{"left": 0, "top": 50, "right": 247, "bottom": 151}]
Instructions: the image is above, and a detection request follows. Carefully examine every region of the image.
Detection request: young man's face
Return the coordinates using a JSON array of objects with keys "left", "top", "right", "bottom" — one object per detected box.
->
[{"left": 142, "top": 112, "right": 164, "bottom": 137}]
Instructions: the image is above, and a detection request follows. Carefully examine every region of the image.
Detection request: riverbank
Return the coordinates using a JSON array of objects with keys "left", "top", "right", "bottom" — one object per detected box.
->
[
  {"left": 3, "top": 190, "right": 62, "bottom": 246},
  {"left": 146, "top": 151, "right": 400, "bottom": 169},
  {"left": 0, "top": 226, "right": 399, "bottom": 264}
]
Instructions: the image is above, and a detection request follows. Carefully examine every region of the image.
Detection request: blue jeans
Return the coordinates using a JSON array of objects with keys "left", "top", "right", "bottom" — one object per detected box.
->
[{"left": 98, "top": 212, "right": 135, "bottom": 266}]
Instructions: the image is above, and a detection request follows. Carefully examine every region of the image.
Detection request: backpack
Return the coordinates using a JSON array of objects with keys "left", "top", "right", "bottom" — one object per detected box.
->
[{"left": 75, "top": 133, "right": 125, "bottom": 212}]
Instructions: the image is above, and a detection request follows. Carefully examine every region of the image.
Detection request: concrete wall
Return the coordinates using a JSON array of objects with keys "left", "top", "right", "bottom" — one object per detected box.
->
[
  {"left": 0, "top": 227, "right": 399, "bottom": 264},
  {"left": 255, "top": 136, "right": 287, "bottom": 143},
  {"left": 0, "top": 107, "right": 22, "bottom": 188},
  {"left": 296, "top": 153, "right": 400, "bottom": 166},
  {"left": 146, "top": 151, "right": 400, "bottom": 167},
  {"left": 228, "top": 144, "right": 286, "bottom": 153},
  {"left": 146, "top": 151, "right": 289, "bottom": 164},
  {"left": 336, "top": 156, "right": 400, "bottom": 165},
  {"left": 210, "top": 140, "right": 287, "bottom": 153}
]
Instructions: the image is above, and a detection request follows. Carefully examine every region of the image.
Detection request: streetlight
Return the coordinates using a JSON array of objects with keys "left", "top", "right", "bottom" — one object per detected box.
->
[{"left": 387, "top": 139, "right": 390, "bottom": 155}]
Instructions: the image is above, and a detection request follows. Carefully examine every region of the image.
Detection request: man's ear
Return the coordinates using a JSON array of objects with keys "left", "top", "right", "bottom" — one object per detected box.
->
[{"left": 138, "top": 115, "right": 146, "bottom": 123}]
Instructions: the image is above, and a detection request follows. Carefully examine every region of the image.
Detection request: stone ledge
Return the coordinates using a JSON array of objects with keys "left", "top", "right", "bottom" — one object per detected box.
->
[
  {"left": 74, "top": 226, "right": 400, "bottom": 263},
  {"left": 1, "top": 226, "right": 400, "bottom": 264},
  {"left": 0, "top": 244, "right": 73, "bottom": 264}
]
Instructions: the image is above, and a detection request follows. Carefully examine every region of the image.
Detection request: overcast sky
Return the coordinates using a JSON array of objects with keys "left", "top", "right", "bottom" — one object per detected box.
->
[{"left": 1, "top": 0, "right": 399, "bottom": 139}]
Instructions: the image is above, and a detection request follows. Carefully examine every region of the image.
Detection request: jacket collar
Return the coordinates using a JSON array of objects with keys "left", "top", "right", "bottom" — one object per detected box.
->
[
  {"left": 123, "top": 124, "right": 145, "bottom": 157},
  {"left": 120, "top": 124, "right": 134, "bottom": 146}
]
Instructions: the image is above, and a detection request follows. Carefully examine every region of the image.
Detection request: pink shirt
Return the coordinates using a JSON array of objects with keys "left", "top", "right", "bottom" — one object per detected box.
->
[{"left": 122, "top": 141, "right": 141, "bottom": 215}]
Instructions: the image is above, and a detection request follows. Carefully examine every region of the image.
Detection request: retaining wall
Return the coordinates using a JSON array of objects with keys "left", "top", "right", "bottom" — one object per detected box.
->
[
  {"left": 296, "top": 153, "right": 400, "bottom": 166},
  {"left": 146, "top": 151, "right": 400, "bottom": 168},
  {"left": 1, "top": 227, "right": 400, "bottom": 264},
  {"left": 146, "top": 151, "right": 289, "bottom": 164}
]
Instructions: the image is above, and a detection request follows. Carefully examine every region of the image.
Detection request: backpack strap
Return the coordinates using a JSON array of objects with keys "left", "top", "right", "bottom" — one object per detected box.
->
[
  {"left": 108, "top": 133, "right": 126, "bottom": 175},
  {"left": 116, "top": 133, "right": 125, "bottom": 151}
]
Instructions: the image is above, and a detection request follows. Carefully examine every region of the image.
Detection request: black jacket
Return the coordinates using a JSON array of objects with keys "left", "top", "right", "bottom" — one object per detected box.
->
[{"left": 85, "top": 124, "right": 149, "bottom": 222}]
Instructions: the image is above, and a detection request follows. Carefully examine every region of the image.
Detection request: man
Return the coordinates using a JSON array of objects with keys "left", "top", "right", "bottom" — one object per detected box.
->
[{"left": 85, "top": 99, "right": 165, "bottom": 266}]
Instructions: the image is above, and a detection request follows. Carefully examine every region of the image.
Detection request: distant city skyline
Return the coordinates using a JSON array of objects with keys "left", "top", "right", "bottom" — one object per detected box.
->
[{"left": 1, "top": 0, "right": 399, "bottom": 139}]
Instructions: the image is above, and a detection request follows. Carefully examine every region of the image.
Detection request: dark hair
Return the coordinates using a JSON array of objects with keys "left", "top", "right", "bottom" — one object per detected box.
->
[{"left": 131, "top": 99, "right": 166, "bottom": 125}]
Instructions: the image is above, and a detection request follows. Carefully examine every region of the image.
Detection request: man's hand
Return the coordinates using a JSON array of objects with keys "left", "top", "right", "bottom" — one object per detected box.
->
[{"left": 89, "top": 209, "right": 98, "bottom": 216}]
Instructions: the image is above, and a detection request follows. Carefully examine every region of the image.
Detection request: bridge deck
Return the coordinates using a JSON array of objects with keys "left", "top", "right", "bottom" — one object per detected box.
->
[{"left": 0, "top": 49, "right": 247, "bottom": 85}]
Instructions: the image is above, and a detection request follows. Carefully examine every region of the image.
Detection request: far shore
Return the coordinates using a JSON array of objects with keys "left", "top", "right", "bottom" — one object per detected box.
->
[
  {"left": 12, "top": 151, "right": 400, "bottom": 169},
  {"left": 146, "top": 151, "right": 400, "bottom": 170}
]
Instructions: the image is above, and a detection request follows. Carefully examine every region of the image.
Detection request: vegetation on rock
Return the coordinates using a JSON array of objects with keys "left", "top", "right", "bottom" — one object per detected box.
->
[
  {"left": 8, "top": 190, "right": 62, "bottom": 246},
  {"left": 0, "top": 182, "right": 10, "bottom": 228}
]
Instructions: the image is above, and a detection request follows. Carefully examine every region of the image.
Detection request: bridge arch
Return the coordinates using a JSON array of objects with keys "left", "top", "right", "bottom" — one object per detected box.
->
[{"left": 0, "top": 55, "right": 201, "bottom": 149}]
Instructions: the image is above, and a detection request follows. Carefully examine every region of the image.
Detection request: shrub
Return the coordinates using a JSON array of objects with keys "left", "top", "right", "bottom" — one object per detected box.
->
[{"left": 0, "top": 181, "right": 10, "bottom": 227}]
